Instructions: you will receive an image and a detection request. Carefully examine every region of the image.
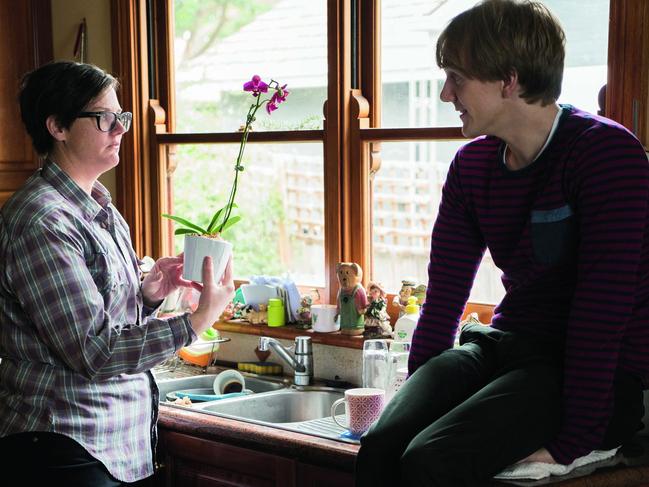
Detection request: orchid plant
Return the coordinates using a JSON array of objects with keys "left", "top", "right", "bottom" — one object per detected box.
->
[{"left": 163, "top": 75, "right": 290, "bottom": 237}]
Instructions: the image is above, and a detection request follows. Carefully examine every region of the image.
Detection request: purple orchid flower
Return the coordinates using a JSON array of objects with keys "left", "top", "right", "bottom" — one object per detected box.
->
[
  {"left": 243, "top": 75, "right": 269, "bottom": 94},
  {"left": 276, "top": 85, "right": 290, "bottom": 103},
  {"left": 270, "top": 84, "right": 290, "bottom": 107},
  {"left": 266, "top": 101, "right": 278, "bottom": 114}
]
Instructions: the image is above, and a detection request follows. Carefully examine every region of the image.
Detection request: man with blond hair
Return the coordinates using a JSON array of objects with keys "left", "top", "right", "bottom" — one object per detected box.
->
[{"left": 356, "top": 1, "right": 649, "bottom": 485}]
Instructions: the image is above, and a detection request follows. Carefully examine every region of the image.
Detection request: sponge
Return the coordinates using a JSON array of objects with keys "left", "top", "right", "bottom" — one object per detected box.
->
[{"left": 237, "top": 361, "right": 283, "bottom": 375}]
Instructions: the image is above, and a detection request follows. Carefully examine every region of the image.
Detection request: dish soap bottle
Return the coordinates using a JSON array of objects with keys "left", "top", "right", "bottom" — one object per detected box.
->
[{"left": 393, "top": 296, "right": 420, "bottom": 343}]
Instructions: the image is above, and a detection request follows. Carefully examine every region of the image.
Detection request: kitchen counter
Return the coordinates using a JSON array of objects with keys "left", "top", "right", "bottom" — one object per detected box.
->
[{"left": 158, "top": 402, "right": 649, "bottom": 487}]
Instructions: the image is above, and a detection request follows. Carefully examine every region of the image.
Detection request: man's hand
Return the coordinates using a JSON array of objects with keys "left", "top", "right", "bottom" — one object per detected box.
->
[
  {"left": 189, "top": 256, "right": 235, "bottom": 335},
  {"left": 141, "top": 253, "right": 195, "bottom": 306},
  {"left": 517, "top": 448, "right": 557, "bottom": 464}
]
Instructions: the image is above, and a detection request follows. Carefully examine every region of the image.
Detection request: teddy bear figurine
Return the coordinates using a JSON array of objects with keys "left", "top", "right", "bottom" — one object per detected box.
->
[{"left": 335, "top": 262, "right": 368, "bottom": 335}]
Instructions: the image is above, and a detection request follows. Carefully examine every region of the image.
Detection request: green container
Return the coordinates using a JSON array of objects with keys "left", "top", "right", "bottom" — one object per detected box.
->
[{"left": 267, "top": 298, "right": 285, "bottom": 327}]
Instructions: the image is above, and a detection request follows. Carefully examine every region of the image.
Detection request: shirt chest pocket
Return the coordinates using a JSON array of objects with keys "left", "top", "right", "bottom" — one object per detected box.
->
[
  {"left": 530, "top": 204, "right": 578, "bottom": 266},
  {"left": 87, "top": 249, "right": 128, "bottom": 294}
]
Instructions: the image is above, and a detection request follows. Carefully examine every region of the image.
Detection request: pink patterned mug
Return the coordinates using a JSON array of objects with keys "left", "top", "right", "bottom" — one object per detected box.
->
[{"left": 331, "top": 388, "right": 385, "bottom": 436}]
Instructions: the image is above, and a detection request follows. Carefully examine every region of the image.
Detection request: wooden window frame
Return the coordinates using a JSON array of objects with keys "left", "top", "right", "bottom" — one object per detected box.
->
[{"left": 110, "top": 0, "right": 648, "bottom": 329}]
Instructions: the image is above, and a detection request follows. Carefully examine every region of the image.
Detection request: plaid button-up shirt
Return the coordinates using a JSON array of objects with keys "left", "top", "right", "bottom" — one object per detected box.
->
[{"left": 0, "top": 160, "right": 195, "bottom": 482}]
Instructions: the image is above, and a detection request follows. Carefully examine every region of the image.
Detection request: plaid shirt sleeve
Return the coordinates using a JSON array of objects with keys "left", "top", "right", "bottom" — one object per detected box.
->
[{"left": 7, "top": 215, "right": 194, "bottom": 381}]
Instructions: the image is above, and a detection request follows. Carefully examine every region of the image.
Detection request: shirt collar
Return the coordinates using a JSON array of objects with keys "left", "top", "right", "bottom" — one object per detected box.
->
[
  {"left": 501, "top": 105, "right": 565, "bottom": 167},
  {"left": 41, "top": 159, "right": 112, "bottom": 222}
]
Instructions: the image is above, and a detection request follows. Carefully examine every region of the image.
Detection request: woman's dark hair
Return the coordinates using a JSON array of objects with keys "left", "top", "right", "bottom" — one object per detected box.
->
[
  {"left": 18, "top": 61, "right": 118, "bottom": 156},
  {"left": 437, "top": 0, "right": 565, "bottom": 105}
]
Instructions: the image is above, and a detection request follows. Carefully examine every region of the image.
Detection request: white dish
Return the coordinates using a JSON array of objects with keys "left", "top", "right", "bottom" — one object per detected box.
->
[{"left": 240, "top": 284, "right": 278, "bottom": 307}]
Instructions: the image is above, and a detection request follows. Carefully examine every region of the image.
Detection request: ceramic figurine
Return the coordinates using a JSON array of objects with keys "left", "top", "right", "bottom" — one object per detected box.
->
[
  {"left": 294, "top": 289, "right": 321, "bottom": 329},
  {"left": 364, "top": 281, "right": 392, "bottom": 338},
  {"left": 246, "top": 303, "right": 268, "bottom": 325},
  {"left": 231, "top": 301, "right": 247, "bottom": 320},
  {"left": 295, "top": 296, "right": 313, "bottom": 330},
  {"left": 219, "top": 301, "right": 236, "bottom": 321},
  {"left": 335, "top": 262, "right": 368, "bottom": 335},
  {"left": 392, "top": 279, "right": 416, "bottom": 317},
  {"left": 413, "top": 283, "right": 427, "bottom": 306}
]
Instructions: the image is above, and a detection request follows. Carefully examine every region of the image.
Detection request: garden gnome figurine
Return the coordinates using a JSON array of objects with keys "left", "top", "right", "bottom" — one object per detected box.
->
[
  {"left": 364, "top": 281, "right": 392, "bottom": 338},
  {"left": 335, "top": 262, "right": 368, "bottom": 335}
]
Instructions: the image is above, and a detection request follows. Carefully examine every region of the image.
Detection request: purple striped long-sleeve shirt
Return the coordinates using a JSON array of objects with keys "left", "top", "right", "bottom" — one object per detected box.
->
[{"left": 409, "top": 105, "right": 649, "bottom": 464}]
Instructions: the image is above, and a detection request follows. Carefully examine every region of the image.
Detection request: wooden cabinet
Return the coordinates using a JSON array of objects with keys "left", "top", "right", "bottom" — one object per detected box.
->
[
  {"left": 0, "top": 0, "right": 51, "bottom": 207},
  {"left": 296, "top": 462, "right": 355, "bottom": 487},
  {"left": 157, "top": 429, "right": 354, "bottom": 487}
]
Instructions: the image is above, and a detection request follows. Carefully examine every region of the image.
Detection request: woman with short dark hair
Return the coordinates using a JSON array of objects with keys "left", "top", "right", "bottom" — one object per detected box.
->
[{"left": 0, "top": 61, "right": 235, "bottom": 485}]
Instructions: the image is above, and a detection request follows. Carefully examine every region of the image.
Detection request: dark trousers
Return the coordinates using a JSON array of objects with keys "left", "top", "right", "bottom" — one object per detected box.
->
[
  {"left": 0, "top": 431, "right": 123, "bottom": 486},
  {"left": 355, "top": 324, "right": 644, "bottom": 487}
]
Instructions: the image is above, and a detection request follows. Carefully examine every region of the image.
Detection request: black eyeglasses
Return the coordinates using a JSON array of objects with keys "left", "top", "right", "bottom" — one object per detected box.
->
[{"left": 77, "top": 111, "right": 133, "bottom": 132}]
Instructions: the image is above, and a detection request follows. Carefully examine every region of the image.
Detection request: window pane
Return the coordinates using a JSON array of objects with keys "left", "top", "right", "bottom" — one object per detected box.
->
[
  {"left": 173, "top": 0, "right": 326, "bottom": 132},
  {"left": 548, "top": 0, "right": 609, "bottom": 114},
  {"left": 171, "top": 143, "right": 325, "bottom": 286},
  {"left": 381, "top": 0, "right": 483, "bottom": 129},
  {"left": 371, "top": 140, "right": 505, "bottom": 304},
  {"left": 380, "top": 0, "right": 609, "bottom": 128},
  {"left": 371, "top": 140, "right": 505, "bottom": 303}
]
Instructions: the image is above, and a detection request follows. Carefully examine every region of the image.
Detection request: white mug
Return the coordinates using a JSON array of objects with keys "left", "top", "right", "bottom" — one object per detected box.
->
[
  {"left": 213, "top": 369, "right": 246, "bottom": 395},
  {"left": 331, "top": 388, "right": 385, "bottom": 437},
  {"left": 311, "top": 304, "right": 339, "bottom": 333}
]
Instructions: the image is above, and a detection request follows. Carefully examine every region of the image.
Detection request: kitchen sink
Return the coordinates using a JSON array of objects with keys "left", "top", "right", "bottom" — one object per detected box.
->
[
  {"left": 156, "top": 371, "right": 354, "bottom": 444},
  {"left": 197, "top": 388, "right": 343, "bottom": 423}
]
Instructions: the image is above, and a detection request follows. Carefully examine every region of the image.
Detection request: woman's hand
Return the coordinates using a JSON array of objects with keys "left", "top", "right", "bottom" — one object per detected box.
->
[
  {"left": 517, "top": 448, "right": 557, "bottom": 464},
  {"left": 189, "top": 256, "right": 235, "bottom": 335},
  {"left": 141, "top": 253, "right": 194, "bottom": 306}
]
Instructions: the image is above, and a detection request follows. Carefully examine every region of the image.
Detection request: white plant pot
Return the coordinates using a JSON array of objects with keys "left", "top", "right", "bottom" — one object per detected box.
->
[{"left": 183, "top": 235, "right": 232, "bottom": 283}]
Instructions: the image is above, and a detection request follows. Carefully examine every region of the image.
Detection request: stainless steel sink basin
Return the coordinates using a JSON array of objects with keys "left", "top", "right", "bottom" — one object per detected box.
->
[
  {"left": 196, "top": 386, "right": 353, "bottom": 443},
  {"left": 197, "top": 388, "right": 343, "bottom": 423},
  {"left": 156, "top": 371, "right": 355, "bottom": 444},
  {"left": 155, "top": 372, "right": 288, "bottom": 402}
]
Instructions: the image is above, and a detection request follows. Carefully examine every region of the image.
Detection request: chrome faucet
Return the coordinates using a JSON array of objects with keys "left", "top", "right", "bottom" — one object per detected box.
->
[{"left": 259, "top": 336, "right": 313, "bottom": 386}]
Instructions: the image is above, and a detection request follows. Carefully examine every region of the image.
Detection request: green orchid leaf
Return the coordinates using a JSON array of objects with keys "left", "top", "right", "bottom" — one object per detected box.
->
[
  {"left": 206, "top": 207, "right": 227, "bottom": 235},
  {"left": 174, "top": 228, "right": 200, "bottom": 236},
  {"left": 219, "top": 215, "right": 242, "bottom": 234},
  {"left": 162, "top": 214, "right": 207, "bottom": 234},
  {"left": 208, "top": 204, "right": 240, "bottom": 234}
]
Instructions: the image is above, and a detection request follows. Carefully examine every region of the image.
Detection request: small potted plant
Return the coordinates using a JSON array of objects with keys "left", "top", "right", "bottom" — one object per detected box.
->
[{"left": 163, "top": 75, "right": 290, "bottom": 282}]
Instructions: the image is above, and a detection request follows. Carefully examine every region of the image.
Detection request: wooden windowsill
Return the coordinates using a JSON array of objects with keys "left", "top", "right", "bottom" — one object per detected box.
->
[
  {"left": 215, "top": 320, "right": 366, "bottom": 349},
  {"left": 213, "top": 301, "right": 496, "bottom": 351}
]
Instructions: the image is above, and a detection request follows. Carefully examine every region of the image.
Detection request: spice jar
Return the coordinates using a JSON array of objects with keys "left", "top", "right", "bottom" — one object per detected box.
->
[{"left": 267, "top": 298, "right": 285, "bottom": 327}]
